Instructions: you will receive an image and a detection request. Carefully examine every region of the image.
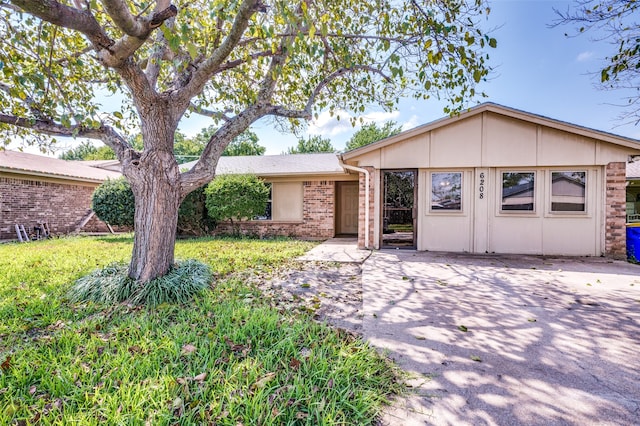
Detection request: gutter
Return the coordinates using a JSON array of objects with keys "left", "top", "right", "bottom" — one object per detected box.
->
[{"left": 338, "top": 155, "right": 371, "bottom": 249}]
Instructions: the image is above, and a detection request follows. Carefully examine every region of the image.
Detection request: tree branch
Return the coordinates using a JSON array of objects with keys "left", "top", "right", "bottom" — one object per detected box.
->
[
  {"left": 188, "top": 103, "right": 231, "bottom": 121},
  {"left": 99, "top": 5, "right": 177, "bottom": 68},
  {"left": 101, "top": 0, "right": 147, "bottom": 37},
  {"left": 0, "top": 83, "right": 47, "bottom": 120},
  {"left": 179, "top": 0, "right": 259, "bottom": 100},
  {"left": 11, "top": 0, "right": 115, "bottom": 51},
  {"left": 0, "top": 113, "right": 133, "bottom": 160}
]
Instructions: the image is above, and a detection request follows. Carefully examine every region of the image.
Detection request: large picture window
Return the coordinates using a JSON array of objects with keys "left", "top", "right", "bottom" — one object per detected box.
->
[
  {"left": 431, "top": 172, "right": 462, "bottom": 211},
  {"left": 501, "top": 172, "right": 535, "bottom": 211},
  {"left": 551, "top": 171, "right": 586, "bottom": 212}
]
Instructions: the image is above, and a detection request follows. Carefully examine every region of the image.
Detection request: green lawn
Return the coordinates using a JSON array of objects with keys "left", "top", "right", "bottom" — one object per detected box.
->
[{"left": 0, "top": 236, "right": 401, "bottom": 425}]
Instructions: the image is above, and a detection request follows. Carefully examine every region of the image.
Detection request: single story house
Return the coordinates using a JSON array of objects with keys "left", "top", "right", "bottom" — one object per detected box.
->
[
  {"left": 183, "top": 153, "right": 359, "bottom": 238},
  {"left": 341, "top": 103, "right": 640, "bottom": 258},
  {"left": 0, "top": 150, "right": 121, "bottom": 240},
  {"left": 5, "top": 103, "right": 639, "bottom": 259}
]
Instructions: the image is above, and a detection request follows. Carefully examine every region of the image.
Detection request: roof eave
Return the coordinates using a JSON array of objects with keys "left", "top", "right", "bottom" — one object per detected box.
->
[
  {"left": 0, "top": 167, "right": 111, "bottom": 184},
  {"left": 342, "top": 102, "right": 640, "bottom": 160}
]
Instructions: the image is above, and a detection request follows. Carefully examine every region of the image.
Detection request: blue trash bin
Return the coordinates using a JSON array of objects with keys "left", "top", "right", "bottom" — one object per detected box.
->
[{"left": 626, "top": 224, "right": 640, "bottom": 262}]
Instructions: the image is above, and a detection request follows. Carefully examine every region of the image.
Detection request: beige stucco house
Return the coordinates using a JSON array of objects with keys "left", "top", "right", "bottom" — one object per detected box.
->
[{"left": 340, "top": 103, "right": 640, "bottom": 258}]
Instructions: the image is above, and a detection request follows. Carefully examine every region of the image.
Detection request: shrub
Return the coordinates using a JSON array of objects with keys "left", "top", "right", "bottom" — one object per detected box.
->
[
  {"left": 92, "top": 177, "right": 213, "bottom": 235},
  {"left": 205, "top": 174, "right": 270, "bottom": 234},
  {"left": 92, "top": 177, "right": 135, "bottom": 227},
  {"left": 177, "top": 186, "right": 216, "bottom": 236}
]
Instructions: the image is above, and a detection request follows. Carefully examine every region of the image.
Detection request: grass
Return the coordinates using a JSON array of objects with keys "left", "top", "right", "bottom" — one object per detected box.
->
[{"left": 0, "top": 235, "right": 402, "bottom": 425}]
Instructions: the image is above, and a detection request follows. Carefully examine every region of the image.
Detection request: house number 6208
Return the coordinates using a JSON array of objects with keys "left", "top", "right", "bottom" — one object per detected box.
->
[{"left": 479, "top": 172, "right": 485, "bottom": 199}]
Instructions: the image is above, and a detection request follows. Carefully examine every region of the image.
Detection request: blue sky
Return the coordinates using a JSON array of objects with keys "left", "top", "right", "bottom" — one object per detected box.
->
[{"left": 13, "top": 0, "right": 640, "bottom": 156}]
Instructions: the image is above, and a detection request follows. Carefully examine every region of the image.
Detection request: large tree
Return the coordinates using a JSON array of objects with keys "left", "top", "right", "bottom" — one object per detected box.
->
[
  {"left": 554, "top": 0, "right": 640, "bottom": 122},
  {"left": 59, "top": 140, "right": 117, "bottom": 160},
  {"left": 0, "top": 0, "right": 495, "bottom": 283},
  {"left": 345, "top": 121, "right": 403, "bottom": 151},
  {"left": 286, "top": 135, "right": 334, "bottom": 154}
]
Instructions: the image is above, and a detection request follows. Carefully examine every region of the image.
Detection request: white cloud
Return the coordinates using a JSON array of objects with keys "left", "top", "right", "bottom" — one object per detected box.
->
[
  {"left": 358, "top": 110, "right": 400, "bottom": 124},
  {"left": 308, "top": 110, "right": 355, "bottom": 136},
  {"left": 576, "top": 51, "right": 594, "bottom": 62},
  {"left": 401, "top": 114, "right": 420, "bottom": 131},
  {"left": 308, "top": 109, "right": 402, "bottom": 137}
]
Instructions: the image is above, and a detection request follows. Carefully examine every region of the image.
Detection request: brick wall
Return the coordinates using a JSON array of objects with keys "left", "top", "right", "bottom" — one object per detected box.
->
[
  {"left": 0, "top": 176, "right": 111, "bottom": 240},
  {"left": 213, "top": 180, "right": 336, "bottom": 239},
  {"left": 357, "top": 167, "right": 375, "bottom": 249},
  {"left": 605, "top": 162, "right": 627, "bottom": 258}
]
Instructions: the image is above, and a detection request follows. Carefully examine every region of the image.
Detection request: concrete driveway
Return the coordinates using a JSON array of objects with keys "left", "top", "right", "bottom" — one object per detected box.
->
[{"left": 362, "top": 251, "right": 640, "bottom": 425}]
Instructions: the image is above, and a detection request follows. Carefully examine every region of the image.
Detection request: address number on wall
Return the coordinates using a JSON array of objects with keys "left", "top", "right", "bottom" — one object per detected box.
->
[{"left": 479, "top": 172, "right": 485, "bottom": 199}]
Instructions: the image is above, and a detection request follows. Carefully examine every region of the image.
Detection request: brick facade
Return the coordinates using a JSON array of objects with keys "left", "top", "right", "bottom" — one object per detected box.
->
[
  {"left": 212, "top": 180, "right": 336, "bottom": 239},
  {"left": 0, "top": 176, "right": 111, "bottom": 240},
  {"left": 605, "top": 162, "right": 627, "bottom": 258},
  {"left": 357, "top": 167, "right": 375, "bottom": 249}
]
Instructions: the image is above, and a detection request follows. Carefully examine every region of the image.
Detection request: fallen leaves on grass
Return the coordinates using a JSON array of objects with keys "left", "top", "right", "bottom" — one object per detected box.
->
[
  {"left": 181, "top": 343, "right": 197, "bottom": 355},
  {"left": 1, "top": 355, "right": 10, "bottom": 371}
]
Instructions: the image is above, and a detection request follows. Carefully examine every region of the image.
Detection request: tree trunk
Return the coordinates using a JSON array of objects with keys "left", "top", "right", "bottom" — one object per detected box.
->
[{"left": 127, "top": 150, "right": 182, "bottom": 283}]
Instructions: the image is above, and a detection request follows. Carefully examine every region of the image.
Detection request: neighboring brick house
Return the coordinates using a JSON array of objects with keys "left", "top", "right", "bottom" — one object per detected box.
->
[
  {"left": 182, "top": 153, "right": 359, "bottom": 239},
  {"left": 0, "top": 150, "right": 121, "bottom": 241},
  {"left": 340, "top": 103, "right": 640, "bottom": 258}
]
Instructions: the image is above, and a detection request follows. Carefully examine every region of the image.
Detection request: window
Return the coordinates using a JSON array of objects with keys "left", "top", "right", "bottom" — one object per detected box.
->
[
  {"left": 501, "top": 172, "right": 535, "bottom": 211},
  {"left": 431, "top": 172, "right": 462, "bottom": 211},
  {"left": 551, "top": 171, "right": 586, "bottom": 212},
  {"left": 271, "top": 182, "right": 304, "bottom": 221},
  {"left": 255, "top": 183, "right": 272, "bottom": 220},
  {"left": 256, "top": 182, "right": 303, "bottom": 221}
]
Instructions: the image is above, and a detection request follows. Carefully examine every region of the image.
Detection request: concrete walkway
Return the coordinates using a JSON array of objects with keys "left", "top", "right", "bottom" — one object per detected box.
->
[
  {"left": 296, "top": 237, "right": 371, "bottom": 263},
  {"left": 364, "top": 251, "right": 640, "bottom": 426}
]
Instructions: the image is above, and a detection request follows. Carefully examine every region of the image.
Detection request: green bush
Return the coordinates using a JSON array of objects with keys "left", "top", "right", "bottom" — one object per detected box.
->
[
  {"left": 205, "top": 174, "right": 270, "bottom": 234},
  {"left": 177, "top": 186, "right": 216, "bottom": 235},
  {"left": 91, "top": 177, "right": 135, "bottom": 227},
  {"left": 92, "top": 177, "right": 213, "bottom": 235}
]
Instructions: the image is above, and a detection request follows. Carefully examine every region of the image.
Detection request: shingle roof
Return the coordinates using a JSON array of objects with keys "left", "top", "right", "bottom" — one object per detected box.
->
[
  {"left": 183, "top": 153, "right": 347, "bottom": 176},
  {"left": 0, "top": 150, "right": 122, "bottom": 183}
]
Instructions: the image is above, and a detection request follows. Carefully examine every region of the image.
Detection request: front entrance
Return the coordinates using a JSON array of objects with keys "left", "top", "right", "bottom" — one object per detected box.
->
[
  {"left": 382, "top": 170, "right": 417, "bottom": 248},
  {"left": 336, "top": 182, "right": 359, "bottom": 235}
]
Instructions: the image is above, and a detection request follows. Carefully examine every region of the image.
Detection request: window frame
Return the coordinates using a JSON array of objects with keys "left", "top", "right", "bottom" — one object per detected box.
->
[
  {"left": 429, "top": 171, "right": 463, "bottom": 213},
  {"left": 499, "top": 170, "right": 537, "bottom": 214},
  {"left": 548, "top": 170, "right": 588, "bottom": 215}
]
